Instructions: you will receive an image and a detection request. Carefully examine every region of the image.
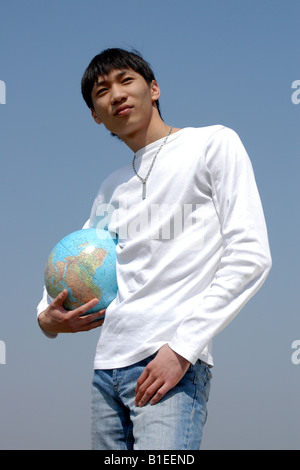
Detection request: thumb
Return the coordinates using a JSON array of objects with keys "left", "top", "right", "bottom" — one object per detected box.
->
[{"left": 52, "top": 289, "right": 69, "bottom": 307}]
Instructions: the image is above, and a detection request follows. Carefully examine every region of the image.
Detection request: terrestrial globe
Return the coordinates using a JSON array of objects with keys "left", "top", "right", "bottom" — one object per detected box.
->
[{"left": 44, "top": 228, "right": 118, "bottom": 314}]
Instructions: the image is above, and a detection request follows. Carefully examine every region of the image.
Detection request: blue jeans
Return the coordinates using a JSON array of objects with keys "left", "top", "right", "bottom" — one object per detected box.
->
[{"left": 91, "top": 353, "right": 212, "bottom": 450}]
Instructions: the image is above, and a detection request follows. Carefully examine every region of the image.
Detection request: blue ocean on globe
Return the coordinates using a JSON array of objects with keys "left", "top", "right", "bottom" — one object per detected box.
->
[{"left": 44, "top": 228, "right": 118, "bottom": 313}]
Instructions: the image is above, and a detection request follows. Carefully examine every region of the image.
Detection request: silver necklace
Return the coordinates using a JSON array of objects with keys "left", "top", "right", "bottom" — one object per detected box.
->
[{"left": 132, "top": 127, "right": 173, "bottom": 200}]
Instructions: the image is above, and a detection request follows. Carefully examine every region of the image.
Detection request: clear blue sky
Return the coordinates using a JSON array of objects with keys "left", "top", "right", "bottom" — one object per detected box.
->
[{"left": 0, "top": 0, "right": 299, "bottom": 449}]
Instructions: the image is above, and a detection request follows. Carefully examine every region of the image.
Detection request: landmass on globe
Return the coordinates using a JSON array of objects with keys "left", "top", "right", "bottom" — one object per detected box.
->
[{"left": 45, "top": 242, "right": 108, "bottom": 309}]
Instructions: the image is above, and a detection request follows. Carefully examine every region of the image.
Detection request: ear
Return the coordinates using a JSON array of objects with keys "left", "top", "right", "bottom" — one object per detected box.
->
[
  {"left": 91, "top": 108, "right": 102, "bottom": 125},
  {"left": 150, "top": 80, "right": 161, "bottom": 103}
]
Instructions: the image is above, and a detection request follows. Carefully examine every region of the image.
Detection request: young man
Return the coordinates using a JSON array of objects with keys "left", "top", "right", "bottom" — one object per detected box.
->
[{"left": 37, "top": 48, "right": 272, "bottom": 450}]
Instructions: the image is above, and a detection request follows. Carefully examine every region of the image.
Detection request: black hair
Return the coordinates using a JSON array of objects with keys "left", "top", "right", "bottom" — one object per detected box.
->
[{"left": 81, "top": 48, "right": 162, "bottom": 118}]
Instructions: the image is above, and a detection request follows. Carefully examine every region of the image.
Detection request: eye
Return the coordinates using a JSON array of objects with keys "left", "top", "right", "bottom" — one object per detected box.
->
[
  {"left": 122, "top": 77, "right": 133, "bottom": 84},
  {"left": 96, "top": 87, "right": 108, "bottom": 96}
]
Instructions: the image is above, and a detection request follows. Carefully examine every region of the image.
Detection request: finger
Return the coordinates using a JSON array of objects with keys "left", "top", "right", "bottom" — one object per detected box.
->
[
  {"left": 91, "top": 310, "right": 106, "bottom": 321},
  {"left": 136, "top": 378, "right": 164, "bottom": 407},
  {"left": 136, "top": 368, "right": 149, "bottom": 388},
  {"left": 80, "top": 309, "right": 106, "bottom": 322},
  {"left": 135, "top": 377, "right": 149, "bottom": 404},
  {"left": 51, "top": 289, "right": 68, "bottom": 307},
  {"left": 77, "top": 315, "right": 105, "bottom": 331},
  {"left": 135, "top": 368, "right": 150, "bottom": 398},
  {"left": 70, "top": 298, "right": 100, "bottom": 317},
  {"left": 135, "top": 372, "right": 160, "bottom": 404},
  {"left": 149, "top": 383, "right": 169, "bottom": 406}
]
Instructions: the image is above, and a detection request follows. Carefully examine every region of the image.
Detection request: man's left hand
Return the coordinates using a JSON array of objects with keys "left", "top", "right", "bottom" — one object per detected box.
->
[{"left": 134, "top": 344, "right": 190, "bottom": 407}]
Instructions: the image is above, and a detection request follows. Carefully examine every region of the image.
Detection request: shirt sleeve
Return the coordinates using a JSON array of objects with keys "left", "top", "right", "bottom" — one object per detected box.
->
[{"left": 168, "top": 127, "right": 272, "bottom": 364}]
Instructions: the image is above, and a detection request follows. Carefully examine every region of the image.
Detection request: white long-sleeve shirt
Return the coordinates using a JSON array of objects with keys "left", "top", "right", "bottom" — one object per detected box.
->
[{"left": 37, "top": 125, "right": 271, "bottom": 368}]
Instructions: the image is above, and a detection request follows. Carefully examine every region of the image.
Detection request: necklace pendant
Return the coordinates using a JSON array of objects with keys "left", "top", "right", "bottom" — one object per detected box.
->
[{"left": 132, "top": 126, "right": 173, "bottom": 201}]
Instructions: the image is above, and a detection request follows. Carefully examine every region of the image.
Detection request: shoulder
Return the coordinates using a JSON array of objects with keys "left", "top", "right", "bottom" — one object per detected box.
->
[
  {"left": 190, "top": 124, "right": 241, "bottom": 144},
  {"left": 199, "top": 125, "right": 251, "bottom": 176},
  {"left": 179, "top": 125, "right": 243, "bottom": 151},
  {"left": 183, "top": 125, "right": 247, "bottom": 159}
]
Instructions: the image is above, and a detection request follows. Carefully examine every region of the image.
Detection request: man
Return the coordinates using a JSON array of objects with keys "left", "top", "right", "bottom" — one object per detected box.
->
[{"left": 37, "top": 48, "right": 272, "bottom": 450}]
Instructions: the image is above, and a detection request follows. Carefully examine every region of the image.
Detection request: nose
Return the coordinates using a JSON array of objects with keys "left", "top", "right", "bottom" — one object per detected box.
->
[{"left": 110, "top": 84, "right": 127, "bottom": 105}]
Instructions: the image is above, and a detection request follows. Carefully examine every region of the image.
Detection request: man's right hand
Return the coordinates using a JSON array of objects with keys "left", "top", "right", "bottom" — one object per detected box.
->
[{"left": 38, "top": 289, "right": 105, "bottom": 334}]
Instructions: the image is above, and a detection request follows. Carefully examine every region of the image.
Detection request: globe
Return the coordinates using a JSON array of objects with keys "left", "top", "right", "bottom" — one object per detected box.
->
[{"left": 44, "top": 228, "right": 118, "bottom": 314}]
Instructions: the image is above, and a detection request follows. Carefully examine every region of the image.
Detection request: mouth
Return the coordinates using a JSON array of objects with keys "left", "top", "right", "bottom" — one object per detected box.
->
[{"left": 114, "top": 105, "right": 133, "bottom": 116}]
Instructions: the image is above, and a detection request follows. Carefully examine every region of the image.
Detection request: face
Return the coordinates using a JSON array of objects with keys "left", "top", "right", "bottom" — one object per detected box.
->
[{"left": 90, "top": 68, "right": 160, "bottom": 139}]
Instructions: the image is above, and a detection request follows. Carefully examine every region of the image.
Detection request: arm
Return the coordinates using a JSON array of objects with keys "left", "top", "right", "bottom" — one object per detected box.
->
[
  {"left": 135, "top": 127, "right": 272, "bottom": 406},
  {"left": 168, "top": 127, "right": 272, "bottom": 364}
]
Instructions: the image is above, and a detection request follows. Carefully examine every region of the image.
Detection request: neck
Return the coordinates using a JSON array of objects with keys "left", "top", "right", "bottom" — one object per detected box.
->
[{"left": 118, "top": 113, "right": 175, "bottom": 153}]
